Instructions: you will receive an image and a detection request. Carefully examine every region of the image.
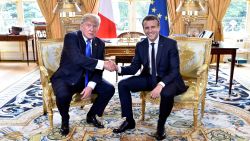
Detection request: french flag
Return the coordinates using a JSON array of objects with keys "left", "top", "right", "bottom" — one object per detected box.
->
[{"left": 97, "top": 0, "right": 117, "bottom": 38}]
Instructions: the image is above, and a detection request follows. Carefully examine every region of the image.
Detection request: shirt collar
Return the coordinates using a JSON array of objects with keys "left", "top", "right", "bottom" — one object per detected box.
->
[
  {"left": 148, "top": 35, "right": 159, "bottom": 45},
  {"left": 83, "top": 35, "right": 92, "bottom": 43}
]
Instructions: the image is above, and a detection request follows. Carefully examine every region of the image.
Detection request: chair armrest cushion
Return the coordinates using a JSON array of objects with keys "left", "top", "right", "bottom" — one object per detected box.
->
[
  {"left": 197, "top": 64, "right": 208, "bottom": 76},
  {"left": 39, "top": 66, "right": 49, "bottom": 78}
]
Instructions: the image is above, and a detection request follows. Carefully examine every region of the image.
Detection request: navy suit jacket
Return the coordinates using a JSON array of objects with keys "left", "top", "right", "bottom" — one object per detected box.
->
[
  {"left": 51, "top": 30, "right": 105, "bottom": 86},
  {"left": 120, "top": 35, "right": 187, "bottom": 95}
]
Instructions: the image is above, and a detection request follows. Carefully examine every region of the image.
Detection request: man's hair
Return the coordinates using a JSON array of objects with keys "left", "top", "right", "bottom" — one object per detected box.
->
[
  {"left": 81, "top": 13, "right": 101, "bottom": 26},
  {"left": 142, "top": 15, "right": 160, "bottom": 27}
]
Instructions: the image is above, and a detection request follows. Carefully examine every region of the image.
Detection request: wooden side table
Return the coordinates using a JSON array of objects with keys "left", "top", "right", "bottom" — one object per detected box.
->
[
  {"left": 0, "top": 34, "right": 35, "bottom": 66},
  {"left": 211, "top": 47, "right": 238, "bottom": 95}
]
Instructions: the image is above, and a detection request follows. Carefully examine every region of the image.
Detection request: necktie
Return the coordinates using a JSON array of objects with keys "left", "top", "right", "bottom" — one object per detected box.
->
[
  {"left": 151, "top": 43, "right": 157, "bottom": 86},
  {"left": 85, "top": 39, "right": 91, "bottom": 87}
]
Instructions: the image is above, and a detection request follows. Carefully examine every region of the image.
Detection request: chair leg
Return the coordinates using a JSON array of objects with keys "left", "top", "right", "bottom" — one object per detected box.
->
[
  {"left": 141, "top": 92, "right": 146, "bottom": 121},
  {"left": 201, "top": 90, "right": 206, "bottom": 118},
  {"left": 48, "top": 109, "right": 54, "bottom": 129},
  {"left": 193, "top": 104, "right": 198, "bottom": 130},
  {"left": 43, "top": 97, "right": 47, "bottom": 115},
  {"left": 44, "top": 95, "right": 53, "bottom": 129},
  {"left": 201, "top": 100, "right": 205, "bottom": 118},
  {"left": 46, "top": 86, "right": 54, "bottom": 129}
]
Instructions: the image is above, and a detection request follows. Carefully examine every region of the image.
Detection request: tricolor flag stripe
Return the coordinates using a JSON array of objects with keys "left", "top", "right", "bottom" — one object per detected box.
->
[{"left": 97, "top": 0, "right": 117, "bottom": 38}]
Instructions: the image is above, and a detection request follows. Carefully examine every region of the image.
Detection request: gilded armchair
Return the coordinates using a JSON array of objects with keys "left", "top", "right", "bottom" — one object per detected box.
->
[
  {"left": 140, "top": 37, "right": 212, "bottom": 130},
  {"left": 37, "top": 39, "right": 96, "bottom": 129}
]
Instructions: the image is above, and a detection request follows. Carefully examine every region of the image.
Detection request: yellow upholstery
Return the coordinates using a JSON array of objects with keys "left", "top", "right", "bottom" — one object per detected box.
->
[
  {"left": 37, "top": 39, "right": 96, "bottom": 129},
  {"left": 178, "top": 41, "right": 206, "bottom": 78},
  {"left": 140, "top": 37, "right": 212, "bottom": 130}
]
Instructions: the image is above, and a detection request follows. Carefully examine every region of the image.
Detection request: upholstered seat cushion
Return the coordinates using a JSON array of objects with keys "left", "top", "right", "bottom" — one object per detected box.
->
[
  {"left": 178, "top": 41, "right": 206, "bottom": 78},
  {"left": 142, "top": 78, "right": 202, "bottom": 104},
  {"left": 174, "top": 78, "right": 202, "bottom": 102}
]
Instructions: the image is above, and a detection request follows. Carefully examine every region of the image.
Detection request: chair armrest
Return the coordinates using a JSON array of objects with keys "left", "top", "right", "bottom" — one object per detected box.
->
[
  {"left": 39, "top": 66, "right": 49, "bottom": 78},
  {"left": 194, "top": 64, "right": 208, "bottom": 99},
  {"left": 39, "top": 66, "right": 55, "bottom": 110},
  {"left": 196, "top": 64, "right": 208, "bottom": 77},
  {"left": 39, "top": 66, "right": 50, "bottom": 87}
]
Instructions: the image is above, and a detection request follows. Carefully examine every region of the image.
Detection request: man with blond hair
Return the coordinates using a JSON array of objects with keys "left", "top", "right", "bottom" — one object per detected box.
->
[{"left": 51, "top": 13, "right": 116, "bottom": 136}]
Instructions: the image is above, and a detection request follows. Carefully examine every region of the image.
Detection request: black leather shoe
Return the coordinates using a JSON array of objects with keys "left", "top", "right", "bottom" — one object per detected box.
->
[
  {"left": 113, "top": 120, "right": 135, "bottom": 133},
  {"left": 60, "top": 123, "right": 69, "bottom": 136},
  {"left": 86, "top": 115, "right": 104, "bottom": 128},
  {"left": 152, "top": 130, "right": 166, "bottom": 140}
]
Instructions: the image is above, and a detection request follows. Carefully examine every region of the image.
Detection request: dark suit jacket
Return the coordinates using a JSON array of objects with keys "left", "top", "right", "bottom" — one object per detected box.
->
[
  {"left": 51, "top": 30, "right": 105, "bottom": 86},
  {"left": 120, "top": 35, "right": 187, "bottom": 95}
]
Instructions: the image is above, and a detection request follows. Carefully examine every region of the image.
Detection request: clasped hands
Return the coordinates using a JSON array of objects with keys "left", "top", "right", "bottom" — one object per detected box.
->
[{"left": 104, "top": 60, "right": 118, "bottom": 72}]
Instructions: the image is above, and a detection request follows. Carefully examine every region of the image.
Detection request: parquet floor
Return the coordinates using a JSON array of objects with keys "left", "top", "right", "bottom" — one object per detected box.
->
[{"left": 0, "top": 62, "right": 38, "bottom": 92}]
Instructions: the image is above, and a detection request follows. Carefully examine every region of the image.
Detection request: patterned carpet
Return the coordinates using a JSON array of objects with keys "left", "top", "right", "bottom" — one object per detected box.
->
[
  {"left": 0, "top": 69, "right": 42, "bottom": 126},
  {"left": 0, "top": 69, "right": 250, "bottom": 141}
]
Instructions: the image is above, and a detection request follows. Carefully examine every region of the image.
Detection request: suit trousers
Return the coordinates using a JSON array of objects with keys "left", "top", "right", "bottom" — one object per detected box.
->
[
  {"left": 118, "top": 75, "right": 175, "bottom": 125},
  {"left": 52, "top": 78, "right": 115, "bottom": 124}
]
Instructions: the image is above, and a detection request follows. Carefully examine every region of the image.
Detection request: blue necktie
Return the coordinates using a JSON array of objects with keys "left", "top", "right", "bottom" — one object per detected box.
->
[
  {"left": 151, "top": 43, "right": 157, "bottom": 86},
  {"left": 85, "top": 39, "right": 91, "bottom": 87}
]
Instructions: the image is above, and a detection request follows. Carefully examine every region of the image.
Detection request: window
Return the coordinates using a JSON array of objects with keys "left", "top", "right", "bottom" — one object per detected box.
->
[
  {"left": 112, "top": 0, "right": 150, "bottom": 35},
  {"left": 223, "top": 0, "right": 247, "bottom": 41},
  {"left": 113, "top": 0, "right": 129, "bottom": 33},
  {"left": 23, "top": 1, "right": 44, "bottom": 27},
  {"left": 0, "top": 1, "right": 17, "bottom": 33},
  {"left": 0, "top": 0, "right": 44, "bottom": 34},
  {"left": 1, "top": 0, "right": 150, "bottom": 35}
]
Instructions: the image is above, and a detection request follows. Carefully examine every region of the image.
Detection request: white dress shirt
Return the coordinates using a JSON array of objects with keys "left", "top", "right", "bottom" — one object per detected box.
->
[
  {"left": 83, "top": 36, "right": 104, "bottom": 89},
  {"left": 118, "top": 35, "right": 165, "bottom": 88}
]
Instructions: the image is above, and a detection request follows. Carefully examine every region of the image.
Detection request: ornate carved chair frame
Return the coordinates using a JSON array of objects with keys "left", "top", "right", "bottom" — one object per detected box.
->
[
  {"left": 140, "top": 37, "right": 212, "bottom": 130},
  {"left": 37, "top": 39, "right": 96, "bottom": 129}
]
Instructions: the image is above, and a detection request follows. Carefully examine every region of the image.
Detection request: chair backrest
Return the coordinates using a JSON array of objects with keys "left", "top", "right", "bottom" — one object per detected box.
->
[
  {"left": 171, "top": 37, "right": 212, "bottom": 78},
  {"left": 117, "top": 31, "right": 144, "bottom": 38},
  {"left": 37, "top": 39, "right": 64, "bottom": 78}
]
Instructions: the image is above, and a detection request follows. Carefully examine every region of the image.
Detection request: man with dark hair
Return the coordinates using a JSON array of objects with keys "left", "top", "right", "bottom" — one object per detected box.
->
[
  {"left": 51, "top": 13, "right": 116, "bottom": 136},
  {"left": 113, "top": 15, "right": 187, "bottom": 140}
]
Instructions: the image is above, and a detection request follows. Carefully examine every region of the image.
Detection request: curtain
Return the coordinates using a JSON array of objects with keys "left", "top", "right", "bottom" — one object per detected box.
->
[
  {"left": 80, "top": 0, "right": 99, "bottom": 14},
  {"left": 36, "top": 0, "right": 62, "bottom": 39},
  {"left": 206, "top": 0, "right": 231, "bottom": 41},
  {"left": 167, "top": 0, "right": 185, "bottom": 35}
]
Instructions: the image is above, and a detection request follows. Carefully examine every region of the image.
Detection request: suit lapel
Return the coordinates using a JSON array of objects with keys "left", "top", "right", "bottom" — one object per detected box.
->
[
  {"left": 143, "top": 40, "right": 149, "bottom": 65},
  {"left": 91, "top": 38, "right": 98, "bottom": 58},
  {"left": 77, "top": 30, "right": 86, "bottom": 54},
  {"left": 156, "top": 36, "right": 164, "bottom": 67}
]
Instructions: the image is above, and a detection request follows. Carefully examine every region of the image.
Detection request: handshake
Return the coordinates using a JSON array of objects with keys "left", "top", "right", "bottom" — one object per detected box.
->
[{"left": 104, "top": 60, "right": 118, "bottom": 72}]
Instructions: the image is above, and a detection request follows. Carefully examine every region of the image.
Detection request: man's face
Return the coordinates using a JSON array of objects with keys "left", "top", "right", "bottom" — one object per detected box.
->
[
  {"left": 143, "top": 20, "right": 160, "bottom": 42},
  {"left": 80, "top": 20, "right": 99, "bottom": 39}
]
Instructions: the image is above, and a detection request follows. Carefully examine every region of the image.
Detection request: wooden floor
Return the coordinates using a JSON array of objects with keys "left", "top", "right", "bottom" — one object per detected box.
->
[{"left": 0, "top": 62, "right": 38, "bottom": 92}]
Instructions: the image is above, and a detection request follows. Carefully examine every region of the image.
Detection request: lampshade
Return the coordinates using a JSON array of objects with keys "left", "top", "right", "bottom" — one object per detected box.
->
[
  {"left": 176, "top": 0, "right": 205, "bottom": 23},
  {"left": 53, "top": 0, "right": 81, "bottom": 18}
]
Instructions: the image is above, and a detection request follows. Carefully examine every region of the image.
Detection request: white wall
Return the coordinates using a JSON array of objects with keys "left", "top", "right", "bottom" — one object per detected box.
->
[{"left": 0, "top": 41, "right": 36, "bottom": 61}]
